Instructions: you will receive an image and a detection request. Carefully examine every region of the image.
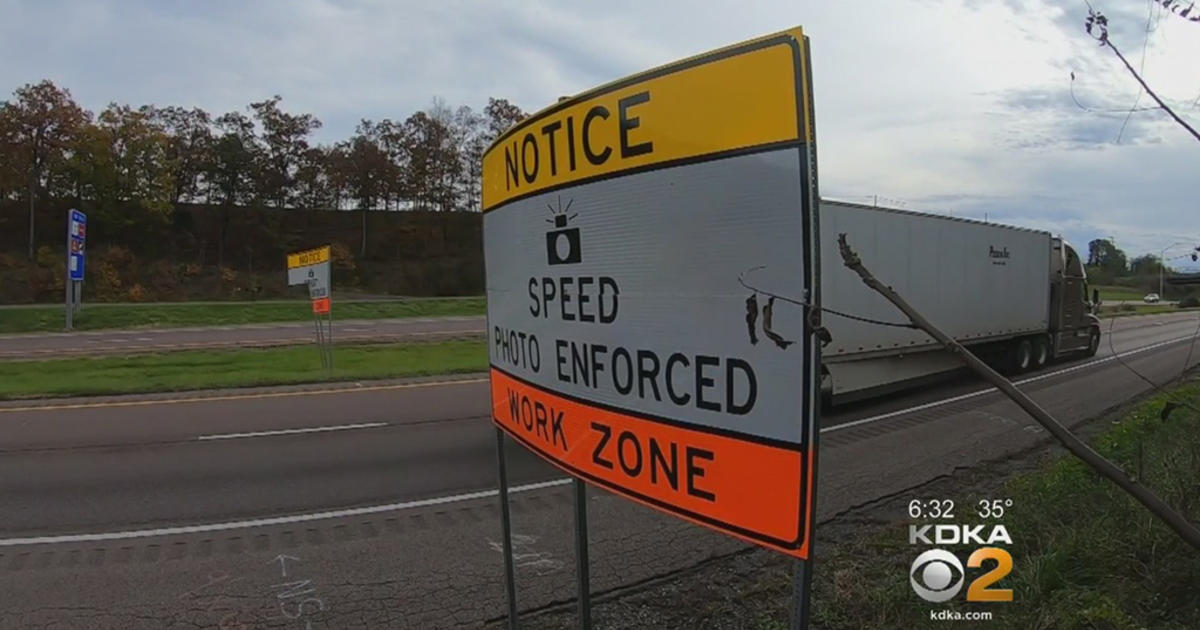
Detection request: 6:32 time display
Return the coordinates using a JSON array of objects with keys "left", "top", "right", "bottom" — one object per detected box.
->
[{"left": 908, "top": 499, "right": 955, "bottom": 519}]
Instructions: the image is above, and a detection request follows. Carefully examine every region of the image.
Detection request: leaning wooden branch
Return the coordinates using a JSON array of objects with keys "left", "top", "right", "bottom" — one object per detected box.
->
[{"left": 836, "top": 233, "right": 1200, "bottom": 550}]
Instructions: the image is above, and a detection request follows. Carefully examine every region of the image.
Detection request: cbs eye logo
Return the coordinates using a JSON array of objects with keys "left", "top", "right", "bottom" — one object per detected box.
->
[{"left": 910, "top": 548, "right": 1013, "bottom": 603}]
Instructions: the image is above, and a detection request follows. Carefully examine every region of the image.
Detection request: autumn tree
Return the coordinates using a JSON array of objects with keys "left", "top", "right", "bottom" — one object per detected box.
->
[
  {"left": 355, "top": 119, "right": 409, "bottom": 210},
  {"left": 0, "top": 79, "right": 529, "bottom": 277},
  {"left": 483, "top": 97, "right": 526, "bottom": 140},
  {"left": 324, "top": 142, "right": 350, "bottom": 212},
  {"left": 0, "top": 114, "right": 20, "bottom": 202},
  {"left": 453, "top": 105, "right": 487, "bottom": 211},
  {"left": 338, "top": 124, "right": 393, "bottom": 255},
  {"left": 154, "top": 106, "right": 213, "bottom": 203},
  {"left": 404, "top": 110, "right": 460, "bottom": 212},
  {"left": 249, "top": 96, "right": 321, "bottom": 208},
  {"left": 1086, "top": 238, "right": 1127, "bottom": 273},
  {"left": 1129, "top": 254, "right": 1163, "bottom": 276},
  {"left": 206, "top": 111, "right": 259, "bottom": 265},
  {"left": 294, "top": 145, "right": 334, "bottom": 210},
  {"left": 0, "top": 80, "right": 88, "bottom": 259},
  {"left": 65, "top": 104, "right": 174, "bottom": 252}
]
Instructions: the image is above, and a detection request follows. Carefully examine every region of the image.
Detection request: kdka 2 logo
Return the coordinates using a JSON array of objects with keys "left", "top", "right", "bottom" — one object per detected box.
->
[{"left": 908, "top": 523, "right": 1014, "bottom": 603}]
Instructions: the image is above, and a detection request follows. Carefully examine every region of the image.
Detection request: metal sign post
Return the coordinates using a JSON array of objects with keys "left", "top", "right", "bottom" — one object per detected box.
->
[
  {"left": 286, "top": 246, "right": 334, "bottom": 372},
  {"left": 325, "top": 305, "right": 334, "bottom": 370},
  {"left": 791, "top": 33, "right": 822, "bottom": 630},
  {"left": 64, "top": 254, "right": 73, "bottom": 331},
  {"left": 573, "top": 479, "right": 592, "bottom": 630},
  {"left": 481, "top": 26, "right": 822, "bottom": 630},
  {"left": 310, "top": 295, "right": 334, "bottom": 372},
  {"left": 495, "top": 430, "right": 520, "bottom": 629},
  {"left": 312, "top": 312, "right": 328, "bottom": 369}
]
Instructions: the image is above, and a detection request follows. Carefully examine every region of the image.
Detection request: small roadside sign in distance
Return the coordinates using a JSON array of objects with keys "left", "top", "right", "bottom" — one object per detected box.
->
[
  {"left": 481, "top": 27, "right": 819, "bottom": 558},
  {"left": 68, "top": 209, "right": 87, "bottom": 281},
  {"left": 286, "top": 246, "right": 331, "bottom": 297}
]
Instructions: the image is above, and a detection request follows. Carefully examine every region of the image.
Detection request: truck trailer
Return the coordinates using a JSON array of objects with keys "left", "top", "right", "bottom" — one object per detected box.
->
[{"left": 819, "top": 199, "right": 1101, "bottom": 403}]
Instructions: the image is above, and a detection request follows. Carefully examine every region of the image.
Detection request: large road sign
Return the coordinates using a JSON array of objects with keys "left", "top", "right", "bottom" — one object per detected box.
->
[
  {"left": 68, "top": 209, "right": 86, "bottom": 281},
  {"left": 481, "top": 28, "right": 819, "bottom": 558}
]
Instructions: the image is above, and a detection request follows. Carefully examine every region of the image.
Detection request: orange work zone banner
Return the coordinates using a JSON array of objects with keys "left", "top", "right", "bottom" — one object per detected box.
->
[
  {"left": 490, "top": 367, "right": 812, "bottom": 557},
  {"left": 311, "top": 297, "right": 331, "bottom": 315}
]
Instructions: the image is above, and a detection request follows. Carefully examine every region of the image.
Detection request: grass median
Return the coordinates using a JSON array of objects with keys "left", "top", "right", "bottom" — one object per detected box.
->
[
  {"left": 0, "top": 298, "right": 485, "bottom": 334},
  {"left": 1101, "top": 304, "right": 1196, "bottom": 317},
  {"left": 0, "top": 340, "right": 488, "bottom": 399},
  {"left": 1096, "top": 285, "right": 1146, "bottom": 302}
]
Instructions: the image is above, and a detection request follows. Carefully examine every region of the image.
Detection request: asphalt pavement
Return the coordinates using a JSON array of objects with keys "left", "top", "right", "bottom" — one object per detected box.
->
[
  {"left": 0, "top": 312, "right": 1197, "bottom": 628},
  {"left": 0, "top": 316, "right": 486, "bottom": 358}
]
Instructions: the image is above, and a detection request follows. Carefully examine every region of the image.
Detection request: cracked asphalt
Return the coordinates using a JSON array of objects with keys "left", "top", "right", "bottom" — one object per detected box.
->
[{"left": 0, "top": 312, "right": 1196, "bottom": 628}]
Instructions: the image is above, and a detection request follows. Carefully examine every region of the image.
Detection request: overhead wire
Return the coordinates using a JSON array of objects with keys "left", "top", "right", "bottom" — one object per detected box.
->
[
  {"left": 1070, "top": 73, "right": 1163, "bottom": 113},
  {"left": 736, "top": 267, "right": 916, "bottom": 330},
  {"left": 1116, "top": 0, "right": 1159, "bottom": 142}
]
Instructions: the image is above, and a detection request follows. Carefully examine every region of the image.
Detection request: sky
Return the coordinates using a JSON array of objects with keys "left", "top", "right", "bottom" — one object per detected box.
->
[{"left": 2, "top": 0, "right": 1198, "bottom": 263}]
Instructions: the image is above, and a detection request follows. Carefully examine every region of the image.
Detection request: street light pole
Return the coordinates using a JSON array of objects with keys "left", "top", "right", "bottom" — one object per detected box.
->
[
  {"left": 1161, "top": 248, "right": 1167, "bottom": 298},
  {"left": 1159, "top": 241, "right": 1194, "bottom": 298}
]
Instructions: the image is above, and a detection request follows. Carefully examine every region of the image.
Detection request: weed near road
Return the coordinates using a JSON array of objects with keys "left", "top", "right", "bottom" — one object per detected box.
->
[{"left": 0, "top": 340, "right": 487, "bottom": 399}]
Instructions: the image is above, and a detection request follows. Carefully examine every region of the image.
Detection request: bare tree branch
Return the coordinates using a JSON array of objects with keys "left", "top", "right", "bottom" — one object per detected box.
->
[{"left": 1086, "top": 10, "right": 1200, "bottom": 144}]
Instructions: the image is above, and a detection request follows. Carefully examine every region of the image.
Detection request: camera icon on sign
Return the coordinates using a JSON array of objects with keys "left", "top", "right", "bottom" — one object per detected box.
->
[{"left": 545, "top": 197, "right": 581, "bottom": 266}]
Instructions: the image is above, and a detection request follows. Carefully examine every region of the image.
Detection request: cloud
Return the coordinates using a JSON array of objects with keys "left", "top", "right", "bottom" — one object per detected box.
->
[
  {"left": 987, "top": 86, "right": 1169, "bottom": 149},
  {"left": 1, "top": 0, "right": 1197, "bottom": 259}
]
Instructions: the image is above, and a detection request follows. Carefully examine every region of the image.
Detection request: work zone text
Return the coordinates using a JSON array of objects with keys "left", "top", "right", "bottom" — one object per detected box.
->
[
  {"left": 490, "top": 367, "right": 808, "bottom": 546},
  {"left": 504, "top": 387, "right": 716, "bottom": 502}
]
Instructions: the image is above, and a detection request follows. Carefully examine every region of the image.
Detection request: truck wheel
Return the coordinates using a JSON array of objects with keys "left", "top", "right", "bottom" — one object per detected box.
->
[
  {"left": 1086, "top": 328, "right": 1101, "bottom": 357},
  {"left": 1032, "top": 336, "right": 1049, "bottom": 368},
  {"left": 1011, "top": 338, "right": 1033, "bottom": 373}
]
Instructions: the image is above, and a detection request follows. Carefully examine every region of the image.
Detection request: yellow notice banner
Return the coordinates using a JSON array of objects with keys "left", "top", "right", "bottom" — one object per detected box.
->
[
  {"left": 286, "top": 245, "right": 330, "bottom": 269},
  {"left": 481, "top": 28, "right": 809, "bottom": 211}
]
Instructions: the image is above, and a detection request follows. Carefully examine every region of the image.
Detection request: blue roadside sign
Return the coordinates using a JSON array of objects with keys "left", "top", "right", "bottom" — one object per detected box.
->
[{"left": 68, "top": 209, "right": 86, "bottom": 281}]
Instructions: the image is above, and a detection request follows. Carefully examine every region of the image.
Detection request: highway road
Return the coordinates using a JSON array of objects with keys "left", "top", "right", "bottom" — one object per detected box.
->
[
  {"left": 0, "top": 316, "right": 486, "bottom": 359},
  {"left": 0, "top": 312, "right": 1197, "bottom": 628}
]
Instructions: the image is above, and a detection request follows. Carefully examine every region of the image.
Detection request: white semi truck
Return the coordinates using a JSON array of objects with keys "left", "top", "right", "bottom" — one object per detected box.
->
[{"left": 819, "top": 199, "right": 1101, "bottom": 403}]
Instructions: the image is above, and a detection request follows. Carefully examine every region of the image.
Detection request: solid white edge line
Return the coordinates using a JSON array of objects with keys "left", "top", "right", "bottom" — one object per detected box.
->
[
  {"left": 0, "top": 332, "right": 1189, "bottom": 547},
  {"left": 0, "top": 478, "right": 573, "bottom": 547},
  {"left": 196, "top": 422, "right": 389, "bottom": 441}
]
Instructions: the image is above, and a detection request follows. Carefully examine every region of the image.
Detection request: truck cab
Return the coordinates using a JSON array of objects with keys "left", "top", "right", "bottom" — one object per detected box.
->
[{"left": 1049, "top": 238, "right": 1101, "bottom": 358}]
